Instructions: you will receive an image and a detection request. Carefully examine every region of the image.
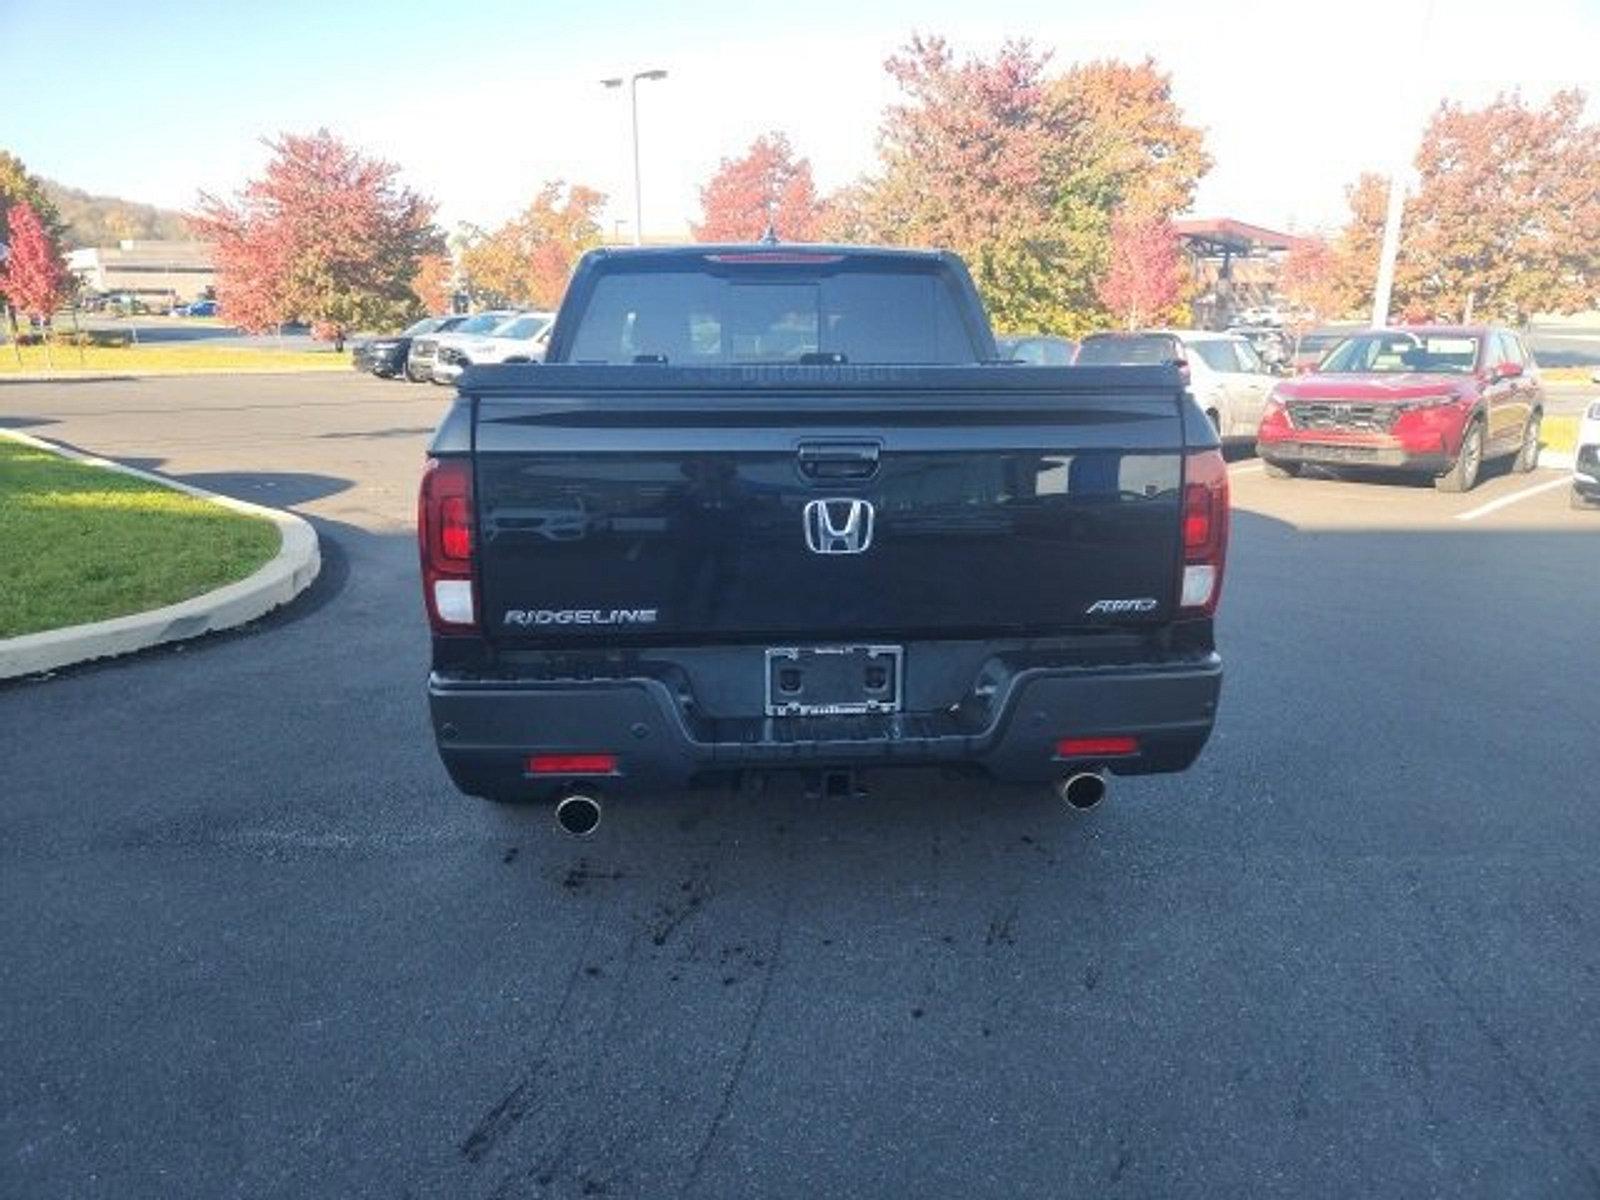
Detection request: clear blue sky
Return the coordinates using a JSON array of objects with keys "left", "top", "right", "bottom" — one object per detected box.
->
[{"left": 4, "top": 0, "right": 1595, "bottom": 239}]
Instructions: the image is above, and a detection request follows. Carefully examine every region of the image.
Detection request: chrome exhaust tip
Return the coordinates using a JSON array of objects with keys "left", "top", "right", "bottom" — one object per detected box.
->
[
  {"left": 555, "top": 790, "right": 603, "bottom": 838},
  {"left": 1057, "top": 771, "right": 1107, "bottom": 811}
]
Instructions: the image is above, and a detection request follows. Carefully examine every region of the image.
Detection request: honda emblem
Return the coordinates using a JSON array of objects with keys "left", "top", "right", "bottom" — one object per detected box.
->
[{"left": 803, "top": 498, "right": 874, "bottom": 554}]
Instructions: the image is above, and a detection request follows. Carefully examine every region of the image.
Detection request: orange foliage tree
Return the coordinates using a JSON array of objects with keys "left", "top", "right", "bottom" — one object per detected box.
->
[{"left": 694, "top": 132, "right": 825, "bottom": 242}]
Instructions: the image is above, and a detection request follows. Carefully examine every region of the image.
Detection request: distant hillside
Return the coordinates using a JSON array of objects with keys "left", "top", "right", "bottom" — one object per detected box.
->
[{"left": 41, "top": 179, "right": 192, "bottom": 248}]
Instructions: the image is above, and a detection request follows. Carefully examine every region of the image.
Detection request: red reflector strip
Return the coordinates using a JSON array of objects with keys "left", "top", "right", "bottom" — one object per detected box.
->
[
  {"left": 1056, "top": 736, "right": 1140, "bottom": 758},
  {"left": 526, "top": 753, "right": 619, "bottom": 776}
]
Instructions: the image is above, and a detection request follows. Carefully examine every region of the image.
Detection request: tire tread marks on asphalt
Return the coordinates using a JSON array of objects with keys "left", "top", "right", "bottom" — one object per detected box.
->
[
  {"left": 1402, "top": 902, "right": 1600, "bottom": 1194},
  {"left": 677, "top": 820, "right": 795, "bottom": 1196}
]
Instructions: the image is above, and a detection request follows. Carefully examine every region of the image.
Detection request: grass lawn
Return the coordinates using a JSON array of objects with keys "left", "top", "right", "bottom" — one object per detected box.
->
[
  {"left": 1543, "top": 414, "right": 1579, "bottom": 453},
  {"left": 0, "top": 343, "right": 350, "bottom": 374},
  {"left": 1542, "top": 366, "right": 1598, "bottom": 384},
  {"left": 0, "top": 440, "right": 281, "bottom": 639}
]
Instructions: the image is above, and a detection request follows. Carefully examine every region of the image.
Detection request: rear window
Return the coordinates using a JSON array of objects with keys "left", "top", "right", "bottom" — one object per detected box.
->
[
  {"left": 1075, "top": 334, "right": 1182, "bottom": 366},
  {"left": 1188, "top": 341, "right": 1238, "bottom": 372},
  {"left": 565, "top": 268, "right": 980, "bottom": 365}
]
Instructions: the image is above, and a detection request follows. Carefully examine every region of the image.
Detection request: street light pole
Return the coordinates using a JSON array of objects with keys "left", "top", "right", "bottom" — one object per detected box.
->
[{"left": 602, "top": 69, "right": 668, "bottom": 247}]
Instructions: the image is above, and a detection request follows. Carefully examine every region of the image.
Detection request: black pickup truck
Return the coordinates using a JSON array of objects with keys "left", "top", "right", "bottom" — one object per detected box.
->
[{"left": 419, "top": 245, "right": 1227, "bottom": 830}]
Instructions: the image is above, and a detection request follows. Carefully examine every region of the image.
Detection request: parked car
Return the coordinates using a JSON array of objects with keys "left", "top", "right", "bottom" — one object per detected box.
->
[
  {"left": 1290, "top": 328, "right": 1352, "bottom": 374},
  {"left": 175, "top": 299, "right": 219, "bottom": 318},
  {"left": 996, "top": 334, "right": 1077, "bottom": 364},
  {"left": 1226, "top": 325, "right": 1290, "bottom": 371},
  {"left": 410, "top": 310, "right": 519, "bottom": 383},
  {"left": 1077, "top": 330, "right": 1277, "bottom": 443},
  {"left": 1573, "top": 375, "right": 1600, "bottom": 509},
  {"left": 431, "top": 311, "right": 554, "bottom": 384},
  {"left": 419, "top": 244, "right": 1228, "bottom": 831},
  {"left": 352, "top": 315, "right": 468, "bottom": 379},
  {"left": 1256, "top": 326, "right": 1544, "bottom": 492},
  {"left": 406, "top": 312, "right": 512, "bottom": 382}
]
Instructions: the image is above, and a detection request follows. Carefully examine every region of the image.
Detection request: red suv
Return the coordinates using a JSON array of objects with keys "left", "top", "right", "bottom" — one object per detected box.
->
[{"left": 1256, "top": 326, "right": 1543, "bottom": 492}]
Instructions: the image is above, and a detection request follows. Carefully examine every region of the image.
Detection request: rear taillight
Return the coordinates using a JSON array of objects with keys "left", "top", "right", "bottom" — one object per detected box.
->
[
  {"left": 419, "top": 457, "right": 477, "bottom": 632},
  {"left": 1178, "top": 448, "right": 1229, "bottom": 616}
]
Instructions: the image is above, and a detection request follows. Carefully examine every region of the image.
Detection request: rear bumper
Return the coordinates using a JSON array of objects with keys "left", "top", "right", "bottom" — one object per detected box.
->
[
  {"left": 429, "top": 654, "right": 1223, "bottom": 799},
  {"left": 354, "top": 346, "right": 405, "bottom": 374}
]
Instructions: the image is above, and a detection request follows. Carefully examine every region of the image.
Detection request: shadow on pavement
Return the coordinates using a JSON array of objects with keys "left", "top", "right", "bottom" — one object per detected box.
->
[{"left": 0, "top": 414, "right": 59, "bottom": 429}]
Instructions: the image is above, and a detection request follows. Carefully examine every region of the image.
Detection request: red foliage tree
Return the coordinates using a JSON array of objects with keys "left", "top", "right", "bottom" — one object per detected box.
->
[
  {"left": 694, "top": 133, "right": 824, "bottom": 242},
  {"left": 1277, "top": 234, "right": 1346, "bottom": 330},
  {"left": 1098, "top": 213, "right": 1183, "bottom": 328},
  {"left": 1, "top": 200, "right": 69, "bottom": 319},
  {"left": 190, "top": 130, "right": 439, "bottom": 345}
]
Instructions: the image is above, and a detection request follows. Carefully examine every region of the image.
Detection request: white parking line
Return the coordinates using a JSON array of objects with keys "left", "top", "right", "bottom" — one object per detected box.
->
[
  {"left": 1229, "top": 462, "right": 1264, "bottom": 476},
  {"left": 1453, "top": 476, "right": 1571, "bottom": 522}
]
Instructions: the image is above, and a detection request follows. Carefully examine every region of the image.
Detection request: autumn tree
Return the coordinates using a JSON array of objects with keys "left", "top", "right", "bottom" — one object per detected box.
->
[
  {"left": 1098, "top": 214, "right": 1183, "bottom": 328},
  {"left": 412, "top": 251, "right": 453, "bottom": 315},
  {"left": 1050, "top": 58, "right": 1212, "bottom": 219},
  {"left": 1, "top": 202, "right": 71, "bottom": 364},
  {"left": 0, "top": 151, "right": 68, "bottom": 248},
  {"left": 460, "top": 182, "right": 604, "bottom": 310},
  {"left": 694, "top": 132, "right": 825, "bottom": 242},
  {"left": 863, "top": 36, "right": 1099, "bottom": 332},
  {"left": 1276, "top": 234, "right": 1347, "bottom": 331},
  {"left": 856, "top": 36, "right": 1209, "bottom": 334},
  {"left": 0, "top": 151, "right": 72, "bottom": 344},
  {"left": 1333, "top": 91, "right": 1600, "bottom": 323},
  {"left": 190, "top": 130, "right": 440, "bottom": 346}
]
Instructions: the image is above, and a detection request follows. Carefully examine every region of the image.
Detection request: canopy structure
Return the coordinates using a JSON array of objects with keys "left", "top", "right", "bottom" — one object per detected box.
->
[{"left": 1173, "top": 218, "right": 1307, "bottom": 329}]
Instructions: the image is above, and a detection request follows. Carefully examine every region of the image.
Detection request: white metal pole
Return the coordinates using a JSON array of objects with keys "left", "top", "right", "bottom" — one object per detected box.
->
[{"left": 1370, "top": 176, "right": 1405, "bottom": 328}]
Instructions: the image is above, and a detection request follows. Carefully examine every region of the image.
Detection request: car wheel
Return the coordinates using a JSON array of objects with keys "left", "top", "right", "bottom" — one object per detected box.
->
[
  {"left": 1574, "top": 488, "right": 1595, "bottom": 511},
  {"left": 1263, "top": 460, "right": 1301, "bottom": 478},
  {"left": 1435, "top": 419, "right": 1484, "bottom": 493},
  {"left": 1513, "top": 413, "right": 1541, "bottom": 473}
]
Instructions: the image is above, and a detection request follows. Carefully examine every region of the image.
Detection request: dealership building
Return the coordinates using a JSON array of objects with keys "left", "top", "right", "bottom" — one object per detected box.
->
[{"left": 66, "top": 240, "right": 216, "bottom": 305}]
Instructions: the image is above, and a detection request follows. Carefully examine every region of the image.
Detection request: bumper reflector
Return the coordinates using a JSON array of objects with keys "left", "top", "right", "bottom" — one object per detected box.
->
[
  {"left": 527, "top": 753, "right": 619, "bottom": 776},
  {"left": 1056, "top": 736, "right": 1140, "bottom": 758}
]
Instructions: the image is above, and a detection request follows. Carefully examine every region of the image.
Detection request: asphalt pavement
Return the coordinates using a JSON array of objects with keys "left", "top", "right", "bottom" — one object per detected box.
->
[{"left": 2, "top": 372, "right": 1599, "bottom": 1198}]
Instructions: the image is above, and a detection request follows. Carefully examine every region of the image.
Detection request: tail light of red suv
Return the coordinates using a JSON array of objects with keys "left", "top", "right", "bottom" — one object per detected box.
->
[{"left": 419, "top": 457, "right": 478, "bottom": 633}]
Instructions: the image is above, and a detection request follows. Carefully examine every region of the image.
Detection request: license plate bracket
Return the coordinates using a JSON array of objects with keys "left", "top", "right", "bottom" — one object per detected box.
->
[{"left": 765, "top": 645, "right": 903, "bottom": 717}]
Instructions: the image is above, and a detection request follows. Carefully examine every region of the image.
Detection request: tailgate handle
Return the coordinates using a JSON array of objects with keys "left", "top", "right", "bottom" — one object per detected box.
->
[{"left": 797, "top": 441, "right": 881, "bottom": 480}]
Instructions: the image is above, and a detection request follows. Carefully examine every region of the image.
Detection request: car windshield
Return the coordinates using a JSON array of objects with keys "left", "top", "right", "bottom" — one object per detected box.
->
[
  {"left": 566, "top": 268, "right": 979, "bottom": 364},
  {"left": 1318, "top": 331, "right": 1480, "bottom": 374},
  {"left": 491, "top": 314, "right": 552, "bottom": 340},
  {"left": 1298, "top": 332, "right": 1347, "bottom": 353},
  {"left": 454, "top": 312, "right": 513, "bottom": 335},
  {"left": 400, "top": 318, "right": 440, "bottom": 337},
  {"left": 1075, "top": 334, "right": 1180, "bottom": 366}
]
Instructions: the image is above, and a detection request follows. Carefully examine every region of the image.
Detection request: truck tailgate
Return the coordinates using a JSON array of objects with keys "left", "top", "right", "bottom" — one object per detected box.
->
[{"left": 469, "top": 365, "right": 1191, "bottom": 645}]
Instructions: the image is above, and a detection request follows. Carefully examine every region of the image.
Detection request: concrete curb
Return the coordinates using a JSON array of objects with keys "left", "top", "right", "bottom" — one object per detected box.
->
[{"left": 0, "top": 430, "right": 321, "bottom": 681}]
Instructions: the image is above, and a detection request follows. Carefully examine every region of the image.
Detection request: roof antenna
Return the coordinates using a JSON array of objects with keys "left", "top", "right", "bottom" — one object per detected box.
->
[{"left": 758, "top": 196, "right": 780, "bottom": 245}]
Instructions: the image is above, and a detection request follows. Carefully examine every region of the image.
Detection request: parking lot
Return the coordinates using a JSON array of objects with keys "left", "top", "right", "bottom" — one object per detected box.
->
[{"left": 2, "top": 371, "right": 1598, "bottom": 1198}]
